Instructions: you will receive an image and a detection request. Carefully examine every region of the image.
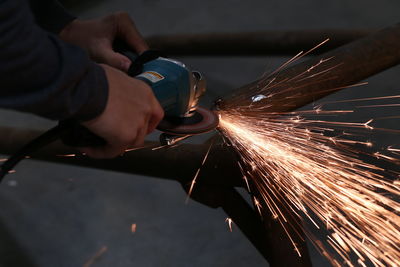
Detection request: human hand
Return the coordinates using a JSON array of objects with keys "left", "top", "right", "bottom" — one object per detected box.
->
[
  {"left": 60, "top": 12, "right": 148, "bottom": 72},
  {"left": 80, "top": 64, "right": 164, "bottom": 158}
]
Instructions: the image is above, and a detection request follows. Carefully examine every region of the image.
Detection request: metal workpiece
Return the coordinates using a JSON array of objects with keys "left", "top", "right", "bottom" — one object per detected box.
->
[
  {"left": 146, "top": 29, "right": 374, "bottom": 56},
  {"left": 219, "top": 23, "right": 400, "bottom": 113}
]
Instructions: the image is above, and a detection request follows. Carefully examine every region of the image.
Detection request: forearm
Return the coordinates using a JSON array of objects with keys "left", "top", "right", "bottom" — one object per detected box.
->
[{"left": 0, "top": 0, "right": 108, "bottom": 121}]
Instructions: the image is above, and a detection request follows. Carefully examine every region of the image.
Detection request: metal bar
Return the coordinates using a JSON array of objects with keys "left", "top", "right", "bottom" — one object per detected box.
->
[
  {"left": 146, "top": 29, "right": 374, "bottom": 56},
  {"left": 219, "top": 23, "right": 400, "bottom": 113}
]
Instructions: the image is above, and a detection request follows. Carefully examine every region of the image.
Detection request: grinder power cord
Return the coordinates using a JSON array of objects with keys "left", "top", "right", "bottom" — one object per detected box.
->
[{"left": 0, "top": 46, "right": 219, "bottom": 182}]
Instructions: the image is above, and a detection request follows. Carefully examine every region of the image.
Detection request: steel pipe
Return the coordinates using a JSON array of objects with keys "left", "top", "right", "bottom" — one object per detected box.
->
[{"left": 220, "top": 23, "right": 400, "bottom": 113}]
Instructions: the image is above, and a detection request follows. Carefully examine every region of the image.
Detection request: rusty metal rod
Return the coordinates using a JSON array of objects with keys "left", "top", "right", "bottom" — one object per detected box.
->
[
  {"left": 220, "top": 23, "right": 400, "bottom": 113},
  {"left": 146, "top": 29, "right": 374, "bottom": 56}
]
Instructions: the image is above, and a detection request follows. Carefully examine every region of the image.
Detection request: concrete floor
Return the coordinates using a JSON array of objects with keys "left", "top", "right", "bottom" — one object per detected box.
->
[{"left": 1, "top": 0, "right": 400, "bottom": 266}]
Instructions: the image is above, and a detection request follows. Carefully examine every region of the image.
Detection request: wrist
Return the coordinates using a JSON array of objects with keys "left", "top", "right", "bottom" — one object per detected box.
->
[{"left": 74, "top": 63, "right": 109, "bottom": 123}]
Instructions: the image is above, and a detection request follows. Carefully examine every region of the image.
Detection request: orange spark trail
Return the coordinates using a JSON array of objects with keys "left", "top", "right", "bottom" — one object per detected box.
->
[
  {"left": 83, "top": 246, "right": 108, "bottom": 267},
  {"left": 186, "top": 140, "right": 214, "bottom": 203},
  {"left": 321, "top": 94, "right": 400, "bottom": 105},
  {"left": 215, "top": 38, "right": 400, "bottom": 265},
  {"left": 218, "top": 110, "right": 400, "bottom": 266},
  {"left": 131, "top": 223, "right": 137, "bottom": 233},
  {"left": 56, "top": 154, "right": 76, "bottom": 157},
  {"left": 356, "top": 103, "right": 400, "bottom": 108},
  {"left": 225, "top": 217, "right": 234, "bottom": 232}
]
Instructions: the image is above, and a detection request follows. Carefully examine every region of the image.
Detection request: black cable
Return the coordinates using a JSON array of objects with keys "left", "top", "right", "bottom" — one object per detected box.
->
[{"left": 0, "top": 124, "right": 69, "bottom": 182}]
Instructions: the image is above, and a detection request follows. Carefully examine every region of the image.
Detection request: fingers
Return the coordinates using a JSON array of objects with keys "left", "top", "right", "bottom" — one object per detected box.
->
[
  {"left": 147, "top": 114, "right": 160, "bottom": 134},
  {"left": 79, "top": 115, "right": 151, "bottom": 159},
  {"left": 132, "top": 122, "right": 147, "bottom": 148},
  {"left": 115, "top": 12, "right": 149, "bottom": 54},
  {"left": 147, "top": 101, "right": 164, "bottom": 134},
  {"left": 99, "top": 47, "right": 132, "bottom": 72},
  {"left": 77, "top": 65, "right": 163, "bottom": 159},
  {"left": 92, "top": 12, "right": 148, "bottom": 70},
  {"left": 79, "top": 130, "right": 145, "bottom": 159},
  {"left": 80, "top": 115, "right": 156, "bottom": 159}
]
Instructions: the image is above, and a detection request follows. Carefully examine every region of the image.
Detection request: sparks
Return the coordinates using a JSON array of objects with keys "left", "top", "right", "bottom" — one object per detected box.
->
[
  {"left": 186, "top": 140, "right": 214, "bottom": 203},
  {"left": 83, "top": 246, "right": 108, "bottom": 267},
  {"left": 388, "top": 146, "right": 400, "bottom": 153},
  {"left": 225, "top": 217, "right": 234, "bottom": 232},
  {"left": 216, "top": 39, "right": 400, "bottom": 265},
  {"left": 131, "top": 223, "right": 137, "bottom": 233},
  {"left": 218, "top": 109, "right": 400, "bottom": 266},
  {"left": 56, "top": 153, "right": 76, "bottom": 157}
]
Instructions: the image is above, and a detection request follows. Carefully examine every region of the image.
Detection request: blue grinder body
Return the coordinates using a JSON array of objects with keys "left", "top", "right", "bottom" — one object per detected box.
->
[{"left": 135, "top": 58, "right": 191, "bottom": 118}]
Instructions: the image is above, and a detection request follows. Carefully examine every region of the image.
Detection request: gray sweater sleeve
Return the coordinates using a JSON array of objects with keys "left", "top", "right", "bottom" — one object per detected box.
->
[{"left": 0, "top": 0, "right": 109, "bottom": 121}]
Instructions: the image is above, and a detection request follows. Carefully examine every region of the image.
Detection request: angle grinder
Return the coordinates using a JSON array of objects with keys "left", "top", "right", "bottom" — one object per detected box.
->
[
  {"left": 62, "top": 44, "right": 219, "bottom": 146},
  {"left": 0, "top": 45, "right": 219, "bottom": 181}
]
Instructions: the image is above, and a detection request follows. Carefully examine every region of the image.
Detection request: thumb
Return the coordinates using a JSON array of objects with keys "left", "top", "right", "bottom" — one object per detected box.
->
[{"left": 98, "top": 48, "right": 132, "bottom": 72}]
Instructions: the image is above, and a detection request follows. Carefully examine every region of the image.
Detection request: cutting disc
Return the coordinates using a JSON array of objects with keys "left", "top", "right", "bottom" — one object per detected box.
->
[{"left": 157, "top": 107, "right": 219, "bottom": 136}]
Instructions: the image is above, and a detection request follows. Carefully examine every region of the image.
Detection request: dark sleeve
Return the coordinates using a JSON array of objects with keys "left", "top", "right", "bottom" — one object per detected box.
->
[
  {"left": 29, "top": 0, "right": 76, "bottom": 34},
  {"left": 0, "top": 0, "right": 108, "bottom": 122}
]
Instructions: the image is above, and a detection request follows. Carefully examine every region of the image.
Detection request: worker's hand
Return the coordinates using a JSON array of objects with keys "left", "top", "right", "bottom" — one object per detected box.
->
[
  {"left": 59, "top": 12, "right": 148, "bottom": 72},
  {"left": 80, "top": 64, "right": 164, "bottom": 158}
]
